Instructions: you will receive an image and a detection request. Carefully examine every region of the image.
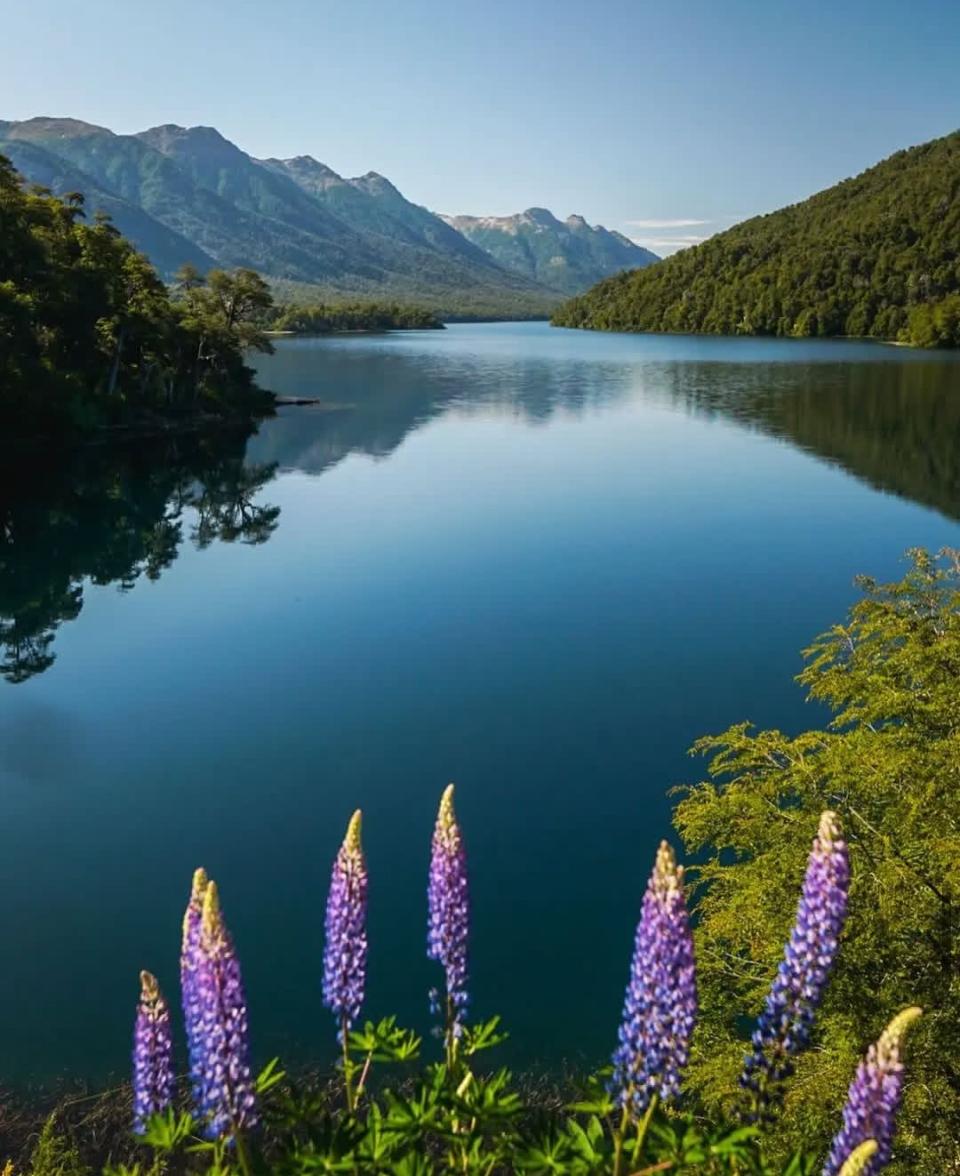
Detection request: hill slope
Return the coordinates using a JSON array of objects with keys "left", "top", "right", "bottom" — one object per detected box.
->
[
  {"left": 553, "top": 130, "right": 960, "bottom": 344},
  {"left": 443, "top": 207, "right": 657, "bottom": 294},
  {"left": 0, "top": 117, "right": 560, "bottom": 317}
]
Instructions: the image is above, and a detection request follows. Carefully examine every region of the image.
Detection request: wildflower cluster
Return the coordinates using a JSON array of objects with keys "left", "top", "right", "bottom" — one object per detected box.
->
[{"left": 112, "top": 800, "right": 922, "bottom": 1175}]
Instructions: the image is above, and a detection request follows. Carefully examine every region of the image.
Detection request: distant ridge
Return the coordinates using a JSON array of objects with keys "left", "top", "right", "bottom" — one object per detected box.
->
[
  {"left": 552, "top": 129, "right": 960, "bottom": 344},
  {"left": 0, "top": 116, "right": 647, "bottom": 316},
  {"left": 442, "top": 207, "right": 657, "bottom": 295}
]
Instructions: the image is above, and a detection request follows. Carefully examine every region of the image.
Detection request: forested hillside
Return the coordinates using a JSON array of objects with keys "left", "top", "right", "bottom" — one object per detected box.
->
[
  {"left": 553, "top": 130, "right": 960, "bottom": 346},
  {"left": 0, "top": 118, "right": 560, "bottom": 317},
  {"left": 0, "top": 152, "right": 273, "bottom": 435}
]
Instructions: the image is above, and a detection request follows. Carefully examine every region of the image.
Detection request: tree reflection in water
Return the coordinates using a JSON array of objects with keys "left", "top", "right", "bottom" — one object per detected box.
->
[{"left": 0, "top": 429, "right": 279, "bottom": 684}]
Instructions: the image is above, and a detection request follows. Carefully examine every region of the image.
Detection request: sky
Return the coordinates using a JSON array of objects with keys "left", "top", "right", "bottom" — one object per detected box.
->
[{"left": 3, "top": 0, "right": 959, "bottom": 255}]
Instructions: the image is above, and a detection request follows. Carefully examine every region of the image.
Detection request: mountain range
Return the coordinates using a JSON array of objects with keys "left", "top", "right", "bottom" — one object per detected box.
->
[
  {"left": 443, "top": 209, "right": 657, "bottom": 296},
  {"left": 553, "top": 128, "right": 960, "bottom": 345},
  {"left": 0, "top": 117, "right": 656, "bottom": 316}
]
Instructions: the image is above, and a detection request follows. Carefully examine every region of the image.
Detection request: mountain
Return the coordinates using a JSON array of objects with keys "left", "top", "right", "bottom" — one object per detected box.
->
[
  {"left": 552, "top": 129, "right": 960, "bottom": 344},
  {"left": 0, "top": 135, "right": 216, "bottom": 274},
  {"left": 0, "top": 117, "right": 561, "bottom": 317},
  {"left": 442, "top": 207, "right": 657, "bottom": 294}
]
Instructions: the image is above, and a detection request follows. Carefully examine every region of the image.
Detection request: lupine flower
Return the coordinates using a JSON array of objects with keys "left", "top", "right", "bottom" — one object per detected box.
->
[
  {"left": 741, "top": 810, "right": 850, "bottom": 1110},
  {"left": 611, "top": 840, "right": 697, "bottom": 1118},
  {"left": 133, "top": 970, "right": 174, "bottom": 1134},
  {"left": 837, "top": 1141, "right": 879, "bottom": 1176},
  {"left": 181, "top": 866, "right": 209, "bottom": 1100},
  {"left": 823, "top": 1007, "right": 922, "bottom": 1176},
  {"left": 323, "top": 809, "right": 368, "bottom": 1038},
  {"left": 427, "top": 784, "right": 470, "bottom": 1027},
  {"left": 193, "top": 881, "right": 258, "bottom": 1139}
]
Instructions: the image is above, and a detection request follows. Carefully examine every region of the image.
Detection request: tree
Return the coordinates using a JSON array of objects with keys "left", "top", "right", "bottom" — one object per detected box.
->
[
  {"left": 673, "top": 548, "right": 960, "bottom": 1173},
  {"left": 0, "top": 151, "right": 274, "bottom": 434}
]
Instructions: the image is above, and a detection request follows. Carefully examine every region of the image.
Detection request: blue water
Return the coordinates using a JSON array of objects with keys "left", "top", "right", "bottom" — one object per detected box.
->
[{"left": 2, "top": 322, "right": 959, "bottom": 1083}]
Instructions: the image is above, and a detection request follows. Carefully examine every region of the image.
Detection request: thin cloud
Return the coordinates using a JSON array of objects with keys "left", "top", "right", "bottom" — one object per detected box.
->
[
  {"left": 630, "top": 234, "right": 710, "bottom": 250},
  {"left": 625, "top": 217, "right": 712, "bottom": 229}
]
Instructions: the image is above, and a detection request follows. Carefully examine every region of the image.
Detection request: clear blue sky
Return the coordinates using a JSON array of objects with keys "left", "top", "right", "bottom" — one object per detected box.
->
[{"left": 3, "top": 0, "right": 958, "bottom": 253}]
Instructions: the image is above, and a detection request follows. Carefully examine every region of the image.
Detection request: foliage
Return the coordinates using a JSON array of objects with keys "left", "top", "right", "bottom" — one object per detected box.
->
[
  {"left": 0, "top": 152, "right": 273, "bottom": 435},
  {"left": 905, "top": 292, "right": 960, "bottom": 347},
  {"left": 270, "top": 301, "right": 443, "bottom": 333},
  {"left": 673, "top": 548, "right": 960, "bottom": 1174},
  {"left": 27, "top": 1115, "right": 88, "bottom": 1176},
  {"left": 552, "top": 130, "right": 960, "bottom": 345}
]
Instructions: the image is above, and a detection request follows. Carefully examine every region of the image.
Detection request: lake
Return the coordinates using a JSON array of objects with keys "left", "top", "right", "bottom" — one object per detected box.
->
[{"left": 2, "top": 321, "right": 959, "bottom": 1085}]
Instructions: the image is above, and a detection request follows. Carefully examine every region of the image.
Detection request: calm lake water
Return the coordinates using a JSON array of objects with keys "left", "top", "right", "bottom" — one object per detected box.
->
[{"left": 2, "top": 322, "right": 960, "bottom": 1084}]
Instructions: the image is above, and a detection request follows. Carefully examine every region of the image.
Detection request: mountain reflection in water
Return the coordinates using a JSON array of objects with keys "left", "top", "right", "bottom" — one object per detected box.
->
[{"left": 3, "top": 328, "right": 959, "bottom": 686}]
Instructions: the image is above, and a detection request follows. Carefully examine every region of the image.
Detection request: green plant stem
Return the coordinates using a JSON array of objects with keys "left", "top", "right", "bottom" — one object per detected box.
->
[
  {"left": 355, "top": 1048, "right": 374, "bottom": 1101},
  {"left": 341, "top": 1014, "right": 356, "bottom": 1112},
  {"left": 635, "top": 1094, "right": 658, "bottom": 1161},
  {"left": 612, "top": 1102, "right": 631, "bottom": 1176},
  {"left": 234, "top": 1131, "right": 254, "bottom": 1176},
  {"left": 445, "top": 991, "right": 458, "bottom": 1073}
]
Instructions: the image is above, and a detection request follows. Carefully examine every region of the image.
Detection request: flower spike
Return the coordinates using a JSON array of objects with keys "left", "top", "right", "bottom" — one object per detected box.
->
[
  {"left": 133, "top": 970, "right": 174, "bottom": 1134},
  {"left": 611, "top": 840, "right": 697, "bottom": 1119},
  {"left": 181, "top": 866, "right": 209, "bottom": 1102},
  {"left": 823, "top": 1008, "right": 922, "bottom": 1176},
  {"left": 428, "top": 785, "right": 470, "bottom": 1037},
  {"left": 323, "top": 809, "right": 369, "bottom": 1038},
  {"left": 192, "top": 880, "right": 258, "bottom": 1139},
  {"left": 741, "top": 811, "right": 850, "bottom": 1114}
]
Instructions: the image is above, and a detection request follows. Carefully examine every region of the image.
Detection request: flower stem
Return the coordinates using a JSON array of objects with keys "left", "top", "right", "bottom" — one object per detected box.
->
[
  {"left": 341, "top": 1013, "right": 355, "bottom": 1113},
  {"left": 234, "top": 1131, "right": 254, "bottom": 1176},
  {"left": 635, "top": 1094, "right": 658, "bottom": 1161},
  {"left": 612, "top": 1101, "right": 631, "bottom": 1176}
]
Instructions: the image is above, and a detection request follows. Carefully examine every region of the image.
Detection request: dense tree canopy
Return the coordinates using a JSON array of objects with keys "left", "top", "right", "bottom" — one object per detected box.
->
[
  {"left": 271, "top": 300, "right": 443, "bottom": 333},
  {"left": 0, "top": 152, "right": 274, "bottom": 435},
  {"left": 553, "top": 131, "right": 960, "bottom": 346},
  {"left": 674, "top": 549, "right": 960, "bottom": 1173}
]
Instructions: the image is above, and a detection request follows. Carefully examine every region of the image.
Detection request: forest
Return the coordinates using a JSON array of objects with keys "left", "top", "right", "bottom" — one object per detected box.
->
[
  {"left": 0, "top": 152, "right": 276, "bottom": 435},
  {"left": 552, "top": 130, "right": 960, "bottom": 346},
  {"left": 270, "top": 301, "right": 443, "bottom": 333}
]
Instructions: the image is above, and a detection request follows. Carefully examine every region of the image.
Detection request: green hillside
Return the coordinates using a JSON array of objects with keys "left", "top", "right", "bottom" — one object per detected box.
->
[
  {"left": 553, "top": 130, "right": 960, "bottom": 346},
  {"left": 0, "top": 117, "right": 560, "bottom": 317}
]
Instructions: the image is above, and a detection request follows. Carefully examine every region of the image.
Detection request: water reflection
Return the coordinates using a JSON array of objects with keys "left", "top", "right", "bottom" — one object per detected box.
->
[
  {"left": 658, "top": 359, "right": 960, "bottom": 521},
  {"left": 246, "top": 336, "right": 634, "bottom": 475},
  {"left": 251, "top": 336, "right": 960, "bottom": 520},
  {"left": 0, "top": 430, "right": 279, "bottom": 683}
]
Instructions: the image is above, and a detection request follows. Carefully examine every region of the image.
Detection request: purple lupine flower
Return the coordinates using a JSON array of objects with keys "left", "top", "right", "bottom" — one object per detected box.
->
[
  {"left": 611, "top": 840, "right": 697, "bottom": 1118},
  {"left": 823, "top": 1008, "right": 922, "bottom": 1176},
  {"left": 741, "top": 810, "right": 850, "bottom": 1112},
  {"left": 323, "top": 809, "right": 368, "bottom": 1038},
  {"left": 181, "top": 867, "right": 209, "bottom": 1102},
  {"left": 427, "top": 784, "right": 469, "bottom": 1027},
  {"left": 193, "top": 880, "right": 258, "bottom": 1139},
  {"left": 133, "top": 970, "right": 174, "bottom": 1134}
]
